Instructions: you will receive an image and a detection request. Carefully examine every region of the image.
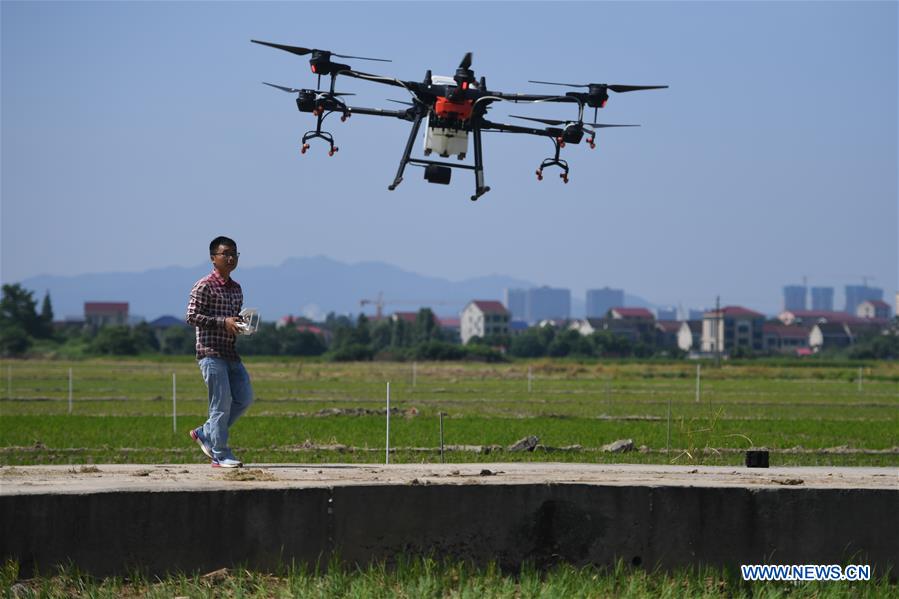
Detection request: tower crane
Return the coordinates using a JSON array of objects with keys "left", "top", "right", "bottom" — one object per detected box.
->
[{"left": 359, "top": 292, "right": 455, "bottom": 320}]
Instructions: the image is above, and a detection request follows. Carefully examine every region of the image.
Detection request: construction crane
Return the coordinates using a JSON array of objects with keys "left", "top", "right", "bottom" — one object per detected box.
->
[
  {"left": 359, "top": 292, "right": 386, "bottom": 320},
  {"left": 359, "top": 292, "right": 455, "bottom": 320}
]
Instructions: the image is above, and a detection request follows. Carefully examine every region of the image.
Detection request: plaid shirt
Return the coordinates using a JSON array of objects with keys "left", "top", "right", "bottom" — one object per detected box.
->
[{"left": 186, "top": 270, "right": 243, "bottom": 361}]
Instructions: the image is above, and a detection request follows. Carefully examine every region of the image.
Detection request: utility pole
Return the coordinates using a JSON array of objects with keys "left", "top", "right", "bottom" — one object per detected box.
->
[{"left": 715, "top": 295, "right": 721, "bottom": 368}]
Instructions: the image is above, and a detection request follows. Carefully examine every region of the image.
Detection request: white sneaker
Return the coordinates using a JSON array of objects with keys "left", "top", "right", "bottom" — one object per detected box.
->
[{"left": 189, "top": 428, "right": 214, "bottom": 460}]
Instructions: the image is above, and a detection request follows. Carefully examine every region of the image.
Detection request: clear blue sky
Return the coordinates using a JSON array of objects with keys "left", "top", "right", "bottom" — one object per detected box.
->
[{"left": 2, "top": 1, "right": 896, "bottom": 314}]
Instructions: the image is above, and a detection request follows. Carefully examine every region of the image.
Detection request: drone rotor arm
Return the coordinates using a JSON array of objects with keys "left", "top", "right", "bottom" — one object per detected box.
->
[
  {"left": 341, "top": 105, "right": 414, "bottom": 121},
  {"left": 585, "top": 123, "right": 641, "bottom": 128},
  {"left": 492, "top": 92, "right": 578, "bottom": 104},
  {"left": 470, "top": 95, "right": 504, "bottom": 109},
  {"left": 341, "top": 70, "right": 438, "bottom": 106},
  {"left": 339, "top": 69, "right": 410, "bottom": 90},
  {"left": 480, "top": 119, "right": 559, "bottom": 138},
  {"left": 510, "top": 115, "right": 567, "bottom": 126},
  {"left": 527, "top": 80, "right": 588, "bottom": 88}
]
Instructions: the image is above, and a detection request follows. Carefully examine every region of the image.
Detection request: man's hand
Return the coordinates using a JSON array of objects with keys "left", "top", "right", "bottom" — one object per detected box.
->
[{"left": 224, "top": 317, "right": 242, "bottom": 335}]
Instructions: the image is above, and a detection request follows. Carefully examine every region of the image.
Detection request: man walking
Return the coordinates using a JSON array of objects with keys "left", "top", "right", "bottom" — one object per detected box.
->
[{"left": 186, "top": 236, "right": 253, "bottom": 468}]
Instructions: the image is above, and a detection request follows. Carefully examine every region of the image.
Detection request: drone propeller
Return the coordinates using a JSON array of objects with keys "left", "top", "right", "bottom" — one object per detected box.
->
[
  {"left": 387, "top": 99, "right": 414, "bottom": 106},
  {"left": 251, "top": 40, "right": 391, "bottom": 62},
  {"left": 529, "top": 80, "right": 666, "bottom": 120},
  {"left": 459, "top": 52, "right": 473, "bottom": 70},
  {"left": 262, "top": 82, "right": 355, "bottom": 97},
  {"left": 511, "top": 115, "right": 638, "bottom": 128},
  {"left": 528, "top": 80, "right": 668, "bottom": 93},
  {"left": 333, "top": 52, "right": 392, "bottom": 62},
  {"left": 252, "top": 40, "right": 312, "bottom": 56},
  {"left": 252, "top": 40, "right": 310, "bottom": 56},
  {"left": 607, "top": 84, "right": 668, "bottom": 93},
  {"left": 262, "top": 82, "right": 302, "bottom": 93}
]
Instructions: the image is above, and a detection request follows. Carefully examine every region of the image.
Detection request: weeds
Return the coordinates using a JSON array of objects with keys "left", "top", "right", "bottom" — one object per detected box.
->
[{"left": 2, "top": 558, "right": 895, "bottom": 598}]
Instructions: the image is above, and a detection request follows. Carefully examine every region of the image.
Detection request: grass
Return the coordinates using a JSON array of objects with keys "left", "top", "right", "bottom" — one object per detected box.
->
[
  {"left": 2, "top": 359, "right": 897, "bottom": 596},
  {"left": 2, "top": 557, "right": 895, "bottom": 598},
  {"left": 1, "top": 358, "right": 896, "bottom": 466}
]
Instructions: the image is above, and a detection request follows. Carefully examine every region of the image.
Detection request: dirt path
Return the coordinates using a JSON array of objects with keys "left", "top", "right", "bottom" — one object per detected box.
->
[{"left": 2, "top": 463, "right": 896, "bottom": 495}]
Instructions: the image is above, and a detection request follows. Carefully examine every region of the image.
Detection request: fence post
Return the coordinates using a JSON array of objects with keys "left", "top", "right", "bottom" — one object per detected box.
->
[
  {"left": 385, "top": 382, "right": 391, "bottom": 465},
  {"left": 695, "top": 363, "right": 701, "bottom": 403},
  {"left": 68, "top": 367, "right": 73, "bottom": 414},
  {"left": 439, "top": 412, "right": 445, "bottom": 463},
  {"left": 172, "top": 372, "right": 177, "bottom": 433},
  {"left": 666, "top": 393, "right": 672, "bottom": 457},
  {"left": 527, "top": 366, "right": 532, "bottom": 393}
]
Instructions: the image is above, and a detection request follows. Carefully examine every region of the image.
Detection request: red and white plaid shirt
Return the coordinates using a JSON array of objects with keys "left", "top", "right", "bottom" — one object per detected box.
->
[{"left": 186, "top": 269, "right": 243, "bottom": 361}]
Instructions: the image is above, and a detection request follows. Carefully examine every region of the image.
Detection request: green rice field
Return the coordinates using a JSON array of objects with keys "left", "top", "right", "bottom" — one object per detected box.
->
[{"left": 1, "top": 358, "right": 897, "bottom": 466}]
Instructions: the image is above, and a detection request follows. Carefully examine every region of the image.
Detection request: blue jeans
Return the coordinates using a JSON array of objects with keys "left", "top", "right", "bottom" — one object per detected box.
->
[{"left": 198, "top": 357, "right": 254, "bottom": 460}]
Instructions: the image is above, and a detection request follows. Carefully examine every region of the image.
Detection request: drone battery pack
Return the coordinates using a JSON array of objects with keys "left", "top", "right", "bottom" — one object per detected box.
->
[
  {"left": 424, "top": 126, "right": 469, "bottom": 158},
  {"left": 424, "top": 164, "right": 451, "bottom": 185}
]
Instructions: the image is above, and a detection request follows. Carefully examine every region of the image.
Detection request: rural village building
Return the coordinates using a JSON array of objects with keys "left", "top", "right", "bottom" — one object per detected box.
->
[
  {"left": 677, "top": 320, "right": 702, "bottom": 352},
  {"left": 569, "top": 308, "right": 664, "bottom": 346},
  {"left": 609, "top": 307, "right": 654, "bottom": 321},
  {"left": 701, "top": 306, "right": 765, "bottom": 354},
  {"left": 84, "top": 302, "right": 129, "bottom": 327},
  {"left": 856, "top": 300, "right": 890, "bottom": 320},
  {"left": 809, "top": 322, "right": 854, "bottom": 351},
  {"left": 460, "top": 301, "right": 509, "bottom": 344},
  {"left": 763, "top": 323, "right": 810, "bottom": 353},
  {"left": 777, "top": 310, "right": 866, "bottom": 327},
  {"left": 654, "top": 320, "right": 681, "bottom": 349}
]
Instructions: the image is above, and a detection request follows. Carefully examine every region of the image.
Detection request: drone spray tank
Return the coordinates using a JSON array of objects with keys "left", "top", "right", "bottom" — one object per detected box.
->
[{"left": 422, "top": 75, "right": 474, "bottom": 160}]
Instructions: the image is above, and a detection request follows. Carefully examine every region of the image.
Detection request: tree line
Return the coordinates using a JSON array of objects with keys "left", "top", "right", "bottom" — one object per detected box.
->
[{"left": 2, "top": 283, "right": 896, "bottom": 360}]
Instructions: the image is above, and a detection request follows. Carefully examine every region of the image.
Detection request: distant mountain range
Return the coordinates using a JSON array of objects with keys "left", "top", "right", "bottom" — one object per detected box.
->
[{"left": 19, "top": 255, "right": 655, "bottom": 322}]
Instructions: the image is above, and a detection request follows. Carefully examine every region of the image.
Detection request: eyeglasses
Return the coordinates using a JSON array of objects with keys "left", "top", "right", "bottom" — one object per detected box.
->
[{"left": 213, "top": 252, "right": 240, "bottom": 259}]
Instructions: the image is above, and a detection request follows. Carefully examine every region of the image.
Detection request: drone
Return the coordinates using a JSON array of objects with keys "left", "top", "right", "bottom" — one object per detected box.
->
[{"left": 252, "top": 40, "right": 667, "bottom": 201}]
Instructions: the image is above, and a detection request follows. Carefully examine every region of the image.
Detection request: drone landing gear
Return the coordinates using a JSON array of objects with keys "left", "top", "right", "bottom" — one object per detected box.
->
[
  {"left": 386, "top": 111, "right": 493, "bottom": 201},
  {"left": 469, "top": 127, "right": 489, "bottom": 201},
  {"left": 471, "top": 185, "right": 491, "bottom": 201},
  {"left": 535, "top": 139, "right": 570, "bottom": 183},
  {"left": 388, "top": 109, "right": 425, "bottom": 191}
]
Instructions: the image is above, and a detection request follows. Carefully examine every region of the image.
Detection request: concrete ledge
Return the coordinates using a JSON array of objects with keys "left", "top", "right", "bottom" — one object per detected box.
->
[
  {"left": 1, "top": 464, "right": 896, "bottom": 578},
  {"left": 3, "top": 489, "right": 330, "bottom": 576}
]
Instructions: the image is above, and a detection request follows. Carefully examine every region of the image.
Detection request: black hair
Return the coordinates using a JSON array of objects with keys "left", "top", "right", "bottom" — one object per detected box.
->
[{"left": 209, "top": 236, "right": 237, "bottom": 255}]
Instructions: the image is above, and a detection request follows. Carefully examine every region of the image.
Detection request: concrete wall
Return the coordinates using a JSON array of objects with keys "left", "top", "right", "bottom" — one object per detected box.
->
[{"left": 3, "top": 484, "right": 896, "bottom": 578}]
